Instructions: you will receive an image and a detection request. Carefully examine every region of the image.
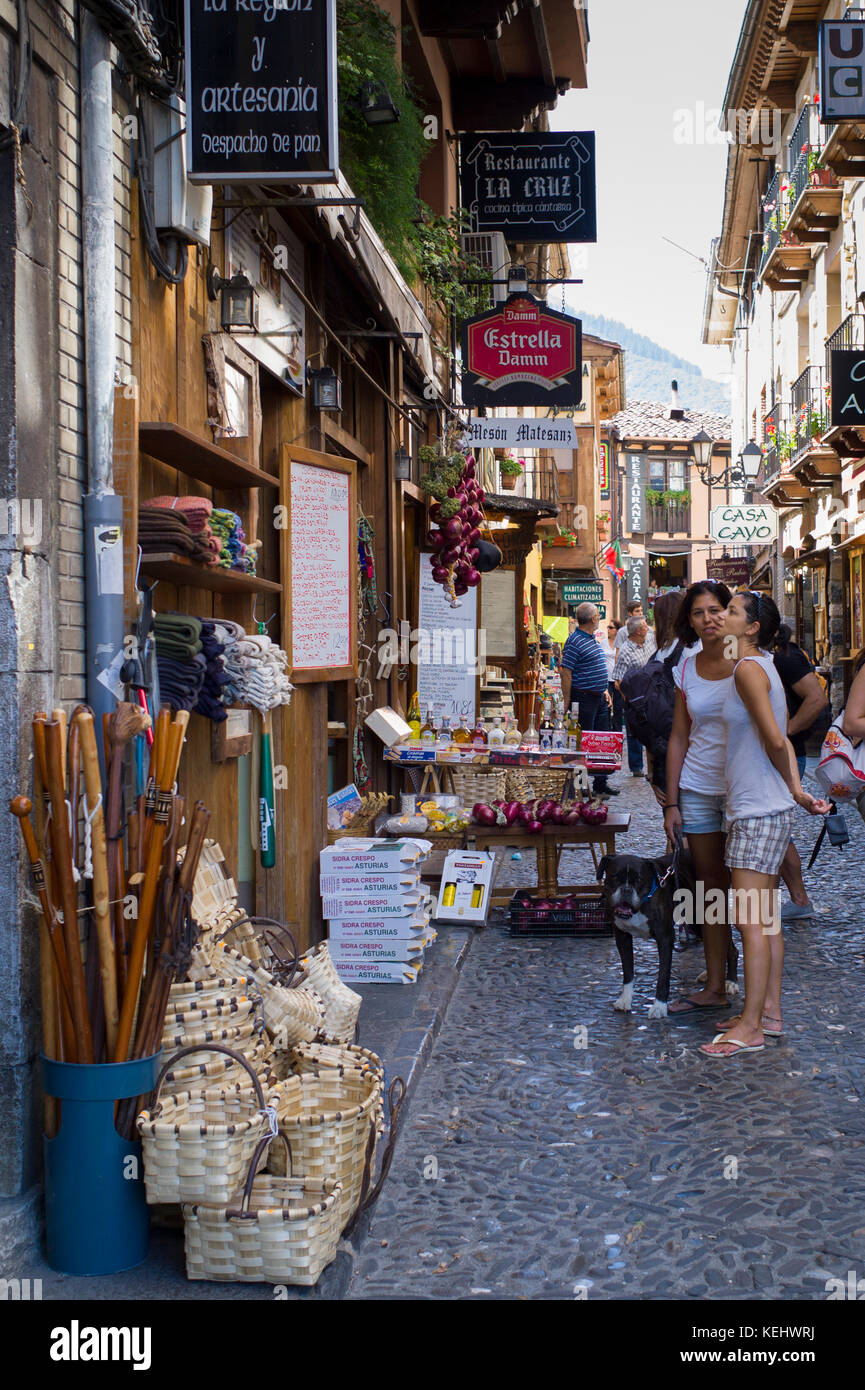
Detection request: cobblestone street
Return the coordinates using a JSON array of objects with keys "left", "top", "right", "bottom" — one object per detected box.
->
[{"left": 348, "top": 770, "right": 865, "bottom": 1300}]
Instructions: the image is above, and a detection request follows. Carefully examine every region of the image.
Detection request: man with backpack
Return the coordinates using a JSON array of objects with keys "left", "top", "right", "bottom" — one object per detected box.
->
[
  {"left": 612, "top": 616, "right": 654, "bottom": 775},
  {"left": 561, "top": 602, "right": 619, "bottom": 798},
  {"left": 772, "top": 625, "right": 829, "bottom": 921}
]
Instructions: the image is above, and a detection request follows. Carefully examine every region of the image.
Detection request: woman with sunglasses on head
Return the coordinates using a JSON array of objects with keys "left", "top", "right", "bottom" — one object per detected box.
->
[
  {"left": 664, "top": 580, "right": 737, "bottom": 1014},
  {"left": 700, "top": 590, "right": 830, "bottom": 1059}
]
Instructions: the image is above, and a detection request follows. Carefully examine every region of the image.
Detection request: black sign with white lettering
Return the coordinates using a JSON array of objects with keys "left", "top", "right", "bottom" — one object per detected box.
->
[
  {"left": 830, "top": 349, "right": 865, "bottom": 426},
  {"left": 184, "top": 0, "right": 338, "bottom": 183},
  {"left": 460, "top": 132, "right": 597, "bottom": 243}
]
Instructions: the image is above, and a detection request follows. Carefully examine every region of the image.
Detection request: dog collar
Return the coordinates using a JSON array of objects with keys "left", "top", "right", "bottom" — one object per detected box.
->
[{"left": 638, "top": 871, "right": 661, "bottom": 910}]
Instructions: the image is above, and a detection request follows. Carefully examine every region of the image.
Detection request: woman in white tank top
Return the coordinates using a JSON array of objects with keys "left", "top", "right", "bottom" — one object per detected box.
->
[{"left": 701, "top": 591, "right": 829, "bottom": 1060}]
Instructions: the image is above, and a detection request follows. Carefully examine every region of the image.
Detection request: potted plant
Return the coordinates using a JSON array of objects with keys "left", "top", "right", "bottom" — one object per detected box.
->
[
  {"left": 645, "top": 487, "right": 664, "bottom": 507},
  {"left": 544, "top": 529, "right": 578, "bottom": 547},
  {"left": 498, "top": 453, "right": 524, "bottom": 491}
]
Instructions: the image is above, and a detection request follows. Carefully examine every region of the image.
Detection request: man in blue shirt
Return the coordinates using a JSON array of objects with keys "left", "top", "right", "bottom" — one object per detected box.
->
[{"left": 561, "top": 602, "right": 618, "bottom": 797}]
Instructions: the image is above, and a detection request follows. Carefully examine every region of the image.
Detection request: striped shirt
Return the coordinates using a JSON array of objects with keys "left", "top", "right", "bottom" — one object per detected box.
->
[
  {"left": 612, "top": 639, "right": 654, "bottom": 684},
  {"left": 562, "top": 627, "right": 610, "bottom": 692}
]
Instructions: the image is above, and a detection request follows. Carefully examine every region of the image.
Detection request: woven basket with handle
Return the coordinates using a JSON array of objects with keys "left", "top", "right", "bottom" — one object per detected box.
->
[
  {"left": 138, "top": 1044, "right": 278, "bottom": 1206},
  {"left": 298, "top": 942, "right": 362, "bottom": 1046},
  {"left": 447, "top": 766, "right": 507, "bottom": 808},
  {"left": 182, "top": 1132, "right": 342, "bottom": 1285},
  {"left": 189, "top": 940, "right": 324, "bottom": 1048},
  {"left": 504, "top": 766, "right": 572, "bottom": 803}
]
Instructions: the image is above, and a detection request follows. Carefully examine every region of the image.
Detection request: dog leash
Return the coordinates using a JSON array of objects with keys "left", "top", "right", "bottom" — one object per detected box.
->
[{"left": 639, "top": 826, "right": 684, "bottom": 909}]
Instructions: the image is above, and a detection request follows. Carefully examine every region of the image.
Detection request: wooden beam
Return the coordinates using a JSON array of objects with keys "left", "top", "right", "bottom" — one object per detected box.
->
[
  {"left": 780, "top": 21, "right": 819, "bottom": 57},
  {"left": 793, "top": 229, "right": 832, "bottom": 244},
  {"left": 417, "top": 1, "right": 512, "bottom": 37},
  {"left": 826, "top": 160, "right": 865, "bottom": 179},
  {"left": 486, "top": 35, "right": 507, "bottom": 83},
  {"left": 840, "top": 140, "right": 865, "bottom": 158},
  {"left": 529, "top": 0, "right": 555, "bottom": 89},
  {"left": 453, "top": 78, "right": 565, "bottom": 130},
  {"left": 762, "top": 81, "right": 797, "bottom": 112}
]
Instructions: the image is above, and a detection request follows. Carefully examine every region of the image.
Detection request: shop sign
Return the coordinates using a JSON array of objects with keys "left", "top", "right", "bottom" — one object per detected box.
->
[
  {"left": 710, "top": 505, "right": 778, "bottom": 545},
  {"left": 460, "top": 132, "right": 596, "bottom": 243},
  {"left": 829, "top": 349, "right": 865, "bottom": 426},
  {"left": 562, "top": 580, "right": 603, "bottom": 605},
  {"left": 599, "top": 440, "right": 611, "bottom": 501},
  {"left": 626, "top": 454, "right": 645, "bottom": 533},
  {"left": 461, "top": 417, "right": 578, "bottom": 450},
  {"left": 627, "top": 554, "right": 646, "bottom": 607},
  {"left": 707, "top": 557, "right": 751, "bottom": 587},
  {"left": 460, "top": 296, "right": 582, "bottom": 409},
  {"left": 184, "top": 0, "right": 338, "bottom": 183},
  {"left": 819, "top": 19, "right": 865, "bottom": 123}
]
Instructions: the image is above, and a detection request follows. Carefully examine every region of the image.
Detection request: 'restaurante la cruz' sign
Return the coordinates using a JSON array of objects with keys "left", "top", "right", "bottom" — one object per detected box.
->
[
  {"left": 460, "top": 295, "right": 582, "bottom": 408},
  {"left": 461, "top": 132, "right": 597, "bottom": 243}
]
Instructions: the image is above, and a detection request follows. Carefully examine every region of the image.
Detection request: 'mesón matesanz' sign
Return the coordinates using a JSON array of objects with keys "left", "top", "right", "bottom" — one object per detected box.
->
[{"left": 184, "top": 0, "right": 338, "bottom": 183}]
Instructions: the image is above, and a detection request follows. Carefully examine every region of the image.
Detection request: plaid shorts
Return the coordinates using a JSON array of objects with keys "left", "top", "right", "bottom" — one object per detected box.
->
[{"left": 725, "top": 809, "right": 795, "bottom": 875}]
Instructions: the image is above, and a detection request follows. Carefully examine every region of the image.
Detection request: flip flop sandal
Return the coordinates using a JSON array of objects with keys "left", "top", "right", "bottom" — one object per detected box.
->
[
  {"left": 668, "top": 997, "right": 731, "bottom": 1015},
  {"left": 699, "top": 1035, "right": 765, "bottom": 1058},
  {"left": 716, "top": 1015, "right": 783, "bottom": 1037}
]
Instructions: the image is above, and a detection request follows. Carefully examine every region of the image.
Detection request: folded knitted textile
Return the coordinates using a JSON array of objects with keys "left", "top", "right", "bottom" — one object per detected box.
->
[
  {"left": 138, "top": 508, "right": 218, "bottom": 567},
  {"left": 156, "top": 652, "right": 207, "bottom": 712},
  {"left": 148, "top": 495, "right": 213, "bottom": 532},
  {"left": 154, "top": 612, "right": 202, "bottom": 660}
]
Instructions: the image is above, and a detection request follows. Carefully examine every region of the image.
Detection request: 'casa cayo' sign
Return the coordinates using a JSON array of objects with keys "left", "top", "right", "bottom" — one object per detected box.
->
[
  {"left": 460, "top": 295, "right": 582, "bottom": 409},
  {"left": 184, "top": 0, "right": 338, "bottom": 183},
  {"left": 710, "top": 505, "right": 778, "bottom": 546}
]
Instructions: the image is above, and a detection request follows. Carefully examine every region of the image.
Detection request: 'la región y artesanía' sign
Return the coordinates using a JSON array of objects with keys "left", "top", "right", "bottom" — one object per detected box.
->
[{"left": 184, "top": 0, "right": 338, "bottom": 183}]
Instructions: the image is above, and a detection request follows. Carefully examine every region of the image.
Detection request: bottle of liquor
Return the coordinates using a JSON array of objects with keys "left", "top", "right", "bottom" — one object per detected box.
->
[
  {"left": 472, "top": 717, "right": 488, "bottom": 751},
  {"left": 420, "top": 705, "right": 436, "bottom": 747},
  {"left": 567, "top": 703, "right": 582, "bottom": 753},
  {"left": 488, "top": 716, "right": 505, "bottom": 747},
  {"left": 539, "top": 696, "right": 553, "bottom": 750},
  {"left": 436, "top": 714, "right": 453, "bottom": 751},
  {"left": 552, "top": 709, "right": 567, "bottom": 751},
  {"left": 452, "top": 712, "right": 472, "bottom": 745},
  {"left": 504, "top": 714, "right": 522, "bottom": 746},
  {"left": 523, "top": 716, "right": 540, "bottom": 749},
  {"left": 407, "top": 691, "right": 422, "bottom": 742}
]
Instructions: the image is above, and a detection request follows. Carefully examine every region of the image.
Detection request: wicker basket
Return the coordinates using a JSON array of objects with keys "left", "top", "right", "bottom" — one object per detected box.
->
[
  {"left": 328, "top": 792, "right": 391, "bottom": 839},
  {"left": 160, "top": 1016, "right": 260, "bottom": 1054},
  {"left": 167, "top": 976, "right": 252, "bottom": 1013},
  {"left": 287, "top": 1041, "right": 383, "bottom": 1081},
  {"left": 266, "top": 1067, "right": 381, "bottom": 1229},
  {"left": 182, "top": 1134, "right": 342, "bottom": 1285},
  {"left": 189, "top": 940, "right": 325, "bottom": 1049},
  {"left": 299, "top": 942, "right": 362, "bottom": 1046},
  {"left": 138, "top": 1045, "right": 278, "bottom": 1206},
  {"left": 504, "top": 766, "right": 572, "bottom": 803},
  {"left": 447, "top": 766, "right": 507, "bottom": 807},
  {"left": 156, "top": 1035, "right": 271, "bottom": 1098}
]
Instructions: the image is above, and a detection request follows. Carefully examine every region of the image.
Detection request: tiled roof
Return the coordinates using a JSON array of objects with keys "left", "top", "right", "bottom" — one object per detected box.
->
[{"left": 605, "top": 400, "right": 731, "bottom": 442}]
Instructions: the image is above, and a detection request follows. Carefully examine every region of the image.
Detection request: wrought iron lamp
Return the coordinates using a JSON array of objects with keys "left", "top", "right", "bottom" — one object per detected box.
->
[
  {"left": 307, "top": 364, "right": 342, "bottom": 412},
  {"left": 356, "top": 80, "right": 400, "bottom": 126},
  {"left": 206, "top": 267, "right": 257, "bottom": 332},
  {"left": 691, "top": 430, "right": 762, "bottom": 486}
]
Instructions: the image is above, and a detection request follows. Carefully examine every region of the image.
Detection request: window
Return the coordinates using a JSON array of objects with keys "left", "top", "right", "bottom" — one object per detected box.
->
[
  {"left": 648, "top": 457, "right": 666, "bottom": 490},
  {"left": 667, "top": 458, "right": 686, "bottom": 492}
]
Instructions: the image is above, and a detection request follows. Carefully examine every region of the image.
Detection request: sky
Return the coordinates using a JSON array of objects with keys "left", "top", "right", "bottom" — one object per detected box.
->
[{"left": 549, "top": 0, "right": 746, "bottom": 384}]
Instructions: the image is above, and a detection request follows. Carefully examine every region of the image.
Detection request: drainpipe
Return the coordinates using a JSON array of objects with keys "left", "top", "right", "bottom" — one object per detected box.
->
[{"left": 81, "top": 9, "right": 123, "bottom": 738}]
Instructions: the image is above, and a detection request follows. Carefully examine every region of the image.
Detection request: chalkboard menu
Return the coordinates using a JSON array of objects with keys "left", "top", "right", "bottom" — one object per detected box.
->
[
  {"left": 184, "top": 0, "right": 338, "bottom": 183},
  {"left": 287, "top": 453, "right": 357, "bottom": 682},
  {"left": 461, "top": 132, "right": 596, "bottom": 243}
]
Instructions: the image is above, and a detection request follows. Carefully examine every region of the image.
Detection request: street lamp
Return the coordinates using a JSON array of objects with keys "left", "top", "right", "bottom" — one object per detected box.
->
[
  {"left": 691, "top": 429, "right": 761, "bottom": 486},
  {"left": 739, "top": 441, "right": 763, "bottom": 481},
  {"left": 355, "top": 81, "right": 400, "bottom": 126}
]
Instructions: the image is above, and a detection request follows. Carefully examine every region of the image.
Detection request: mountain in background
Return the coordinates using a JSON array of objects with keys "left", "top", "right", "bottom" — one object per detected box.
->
[{"left": 578, "top": 311, "right": 731, "bottom": 418}]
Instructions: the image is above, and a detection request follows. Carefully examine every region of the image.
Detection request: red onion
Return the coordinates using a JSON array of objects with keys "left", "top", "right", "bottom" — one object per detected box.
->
[
  {"left": 472, "top": 803, "right": 497, "bottom": 826},
  {"left": 464, "top": 569, "right": 481, "bottom": 587},
  {"left": 440, "top": 546, "right": 460, "bottom": 565},
  {"left": 468, "top": 527, "right": 481, "bottom": 543},
  {"left": 504, "top": 801, "right": 521, "bottom": 825},
  {"left": 428, "top": 531, "right": 445, "bottom": 551},
  {"left": 442, "top": 518, "right": 463, "bottom": 541},
  {"left": 431, "top": 564, "right": 450, "bottom": 583},
  {"left": 526, "top": 819, "right": 544, "bottom": 835},
  {"left": 465, "top": 459, "right": 476, "bottom": 479},
  {"left": 562, "top": 809, "right": 582, "bottom": 826},
  {"left": 453, "top": 580, "right": 469, "bottom": 596}
]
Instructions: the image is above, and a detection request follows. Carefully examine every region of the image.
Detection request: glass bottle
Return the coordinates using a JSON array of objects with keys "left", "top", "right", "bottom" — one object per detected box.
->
[
  {"left": 420, "top": 705, "right": 436, "bottom": 747},
  {"left": 567, "top": 703, "right": 582, "bottom": 753},
  {"left": 552, "top": 709, "right": 567, "bottom": 751},
  {"left": 452, "top": 712, "right": 472, "bottom": 745},
  {"left": 472, "top": 717, "right": 488, "bottom": 750},
  {"left": 523, "top": 716, "right": 540, "bottom": 749},
  {"left": 504, "top": 714, "right": 522, "bottom": 746},
  {"left": 436, "top": 714, "right": 452, "bottom": 751},
  {"left": 407, "top": 691, "right": 422, "bottom": 743},
  {"left": 488, "top": 715, "right": 505, "bottom": 747}
]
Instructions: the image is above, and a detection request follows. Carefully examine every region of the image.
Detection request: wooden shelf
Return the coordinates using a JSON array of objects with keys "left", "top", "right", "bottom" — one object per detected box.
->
[
  {"left": 140, "top": 553, "right": 282, "bottom": 595},
  {"left": 139, "top": 422, "right": 280, "bottom": 490}
]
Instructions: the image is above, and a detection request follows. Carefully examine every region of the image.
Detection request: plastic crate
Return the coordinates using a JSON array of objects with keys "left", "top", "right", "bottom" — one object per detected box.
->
[{"left": 508, "top": 891, "right": 611, "bottom": 937}]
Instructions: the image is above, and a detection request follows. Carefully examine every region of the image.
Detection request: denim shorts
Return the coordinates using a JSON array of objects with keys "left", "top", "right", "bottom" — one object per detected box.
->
[
  {"left": 679, "top": 787, "right": 727, "bottom": 836},
  {"left": 796, "top": 754, "right": 806, "bottom": 780}
]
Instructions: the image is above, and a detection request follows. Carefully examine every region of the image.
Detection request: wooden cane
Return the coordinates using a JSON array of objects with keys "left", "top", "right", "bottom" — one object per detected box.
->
[
  {"left": 113, "top": 711, "right": 188, "bottom": 1063},
  {"left": 9, "top": 796, "right": 77, "bottom": 1036},
  {"left": 31, "top": 718, "right": 78, "bottom": 1063},
  {"left": 12, "top": 796, "right": 61, "bottom": 1135},
  {"left": 74, "top": 711, "right": 119, "bottom": 1058},
  {"left": 42, "top": 721, "right": 94, "bottom": 1063}
]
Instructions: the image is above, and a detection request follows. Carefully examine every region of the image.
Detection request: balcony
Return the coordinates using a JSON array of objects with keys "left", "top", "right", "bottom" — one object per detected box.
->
[
  {"left": 757, "top": 170, "right": 811, "bottom": 293},
  {"left": 789, "top": 365, "right": 840, "bottom": 488},
  {"left": 816, "top": 119, "right": 865, "bottom": 182},
  {"left": 786, "top": 105, "right": 842, "bottom": 246},
  {"left": 759, "top": 401, "right": 807, "bottom": 507},
  {"left": 823, "top": 314, "right": 865, "bottom": 460},
  {"left": 648, "top": 503, "right": 691, "bottom": 533}
]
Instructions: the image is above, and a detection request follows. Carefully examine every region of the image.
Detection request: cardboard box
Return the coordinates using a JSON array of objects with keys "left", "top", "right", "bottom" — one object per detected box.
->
[
  {"left": 437, "top": 850, "right": 496, "bottom": 924},
  {"left": 333, "top": 959, "right": 421, "bottom": 985},
  {"left": 319, "top": 870, "right": 420, "bottom": 895},
  {"left": 364, "top": 706, "right": 412, "bottom": 747},
  {"left": 328, "top": 938, "right": 426, "bottom": 963},
  {"left": 319, "top": 839, "right": 426, "bottom": 872},
  {"left": 320, "top": 890, "right": 426, "bottom": 919},
  {"left": 328, "top": 915, "right": 430, "bottom": 942}
]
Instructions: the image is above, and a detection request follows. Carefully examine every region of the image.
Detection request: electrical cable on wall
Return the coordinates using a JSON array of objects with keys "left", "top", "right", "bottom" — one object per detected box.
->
[{"left": 135, "top": 95, "right": 188, "bottom": 284}]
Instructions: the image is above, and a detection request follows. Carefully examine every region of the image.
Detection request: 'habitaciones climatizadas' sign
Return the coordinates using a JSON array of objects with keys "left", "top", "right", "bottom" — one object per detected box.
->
[
  {"left": 460, "top": 296, "right": 582, "bottom": 409},
  {"left": 461, "top": 132, "right": 597, "bottom": 243},
  {"left": 184, "top": 0, "right": 338, "bottom": 183}
]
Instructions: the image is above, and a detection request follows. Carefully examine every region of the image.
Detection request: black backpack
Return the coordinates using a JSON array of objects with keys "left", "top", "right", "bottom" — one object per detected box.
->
[{"left": 619, "top": 641, "right": 684, "bottom": 767}]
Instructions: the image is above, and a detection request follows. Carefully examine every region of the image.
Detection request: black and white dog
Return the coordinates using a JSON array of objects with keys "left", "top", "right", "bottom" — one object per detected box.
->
[{"left": 596, "top": 850, "right": 738, "bottom": 1018}]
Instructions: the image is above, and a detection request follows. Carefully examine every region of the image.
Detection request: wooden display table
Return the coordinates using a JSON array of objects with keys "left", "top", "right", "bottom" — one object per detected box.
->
[{"left": 467, "top": 813, "right": 630, "bottom": 905}]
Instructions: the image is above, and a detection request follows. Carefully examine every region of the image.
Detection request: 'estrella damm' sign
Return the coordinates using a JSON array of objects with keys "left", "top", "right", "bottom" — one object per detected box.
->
[{"left": 460, "top": 295, "right": 582, "bottom": 409}]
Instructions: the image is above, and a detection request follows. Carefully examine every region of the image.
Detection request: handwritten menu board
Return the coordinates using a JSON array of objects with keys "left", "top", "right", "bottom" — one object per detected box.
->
[
  {"left": 290, "top": 460, "right": 353, "bottom": 677},
  {"left": 480, "top": 569, "right": 517, "bottom": 660},
  {"left": 416, "top": 557, "right": 478, "bottom": 724}
]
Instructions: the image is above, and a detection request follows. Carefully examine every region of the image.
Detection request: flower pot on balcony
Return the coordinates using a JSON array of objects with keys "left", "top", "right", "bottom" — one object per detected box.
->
[
  {"left": 810, "top": 169, "right": 835, "bottom": 188},
  {"left": 499, "top": 473, "right": 519, "bottom": 490},
  {"left": 549, "top": 535, "right": 575, "bottom": 547}
]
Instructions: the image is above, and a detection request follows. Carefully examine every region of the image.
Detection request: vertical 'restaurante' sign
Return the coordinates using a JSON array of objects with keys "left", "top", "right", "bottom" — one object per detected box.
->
[{"left": 184, "top": 0, "right": 338, "bottom": 183}]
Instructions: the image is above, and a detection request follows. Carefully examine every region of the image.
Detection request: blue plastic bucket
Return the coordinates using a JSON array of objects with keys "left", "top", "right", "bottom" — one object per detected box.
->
[{"left": 42, "top": 1052, "right": 162, "bottom": 1275}]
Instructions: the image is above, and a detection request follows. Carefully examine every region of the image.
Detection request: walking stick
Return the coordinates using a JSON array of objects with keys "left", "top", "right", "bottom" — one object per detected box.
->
[
  {"left": 41, "top": 720, "right": 94, "bottom": 1063},
  {"left": 75, "top": 710, "right": 120, "bottom": 1058},
  {"left": 9, "top": 797, "right": 76, "bottom": 1024},
  {"left": 31, "top": 718, "right": 78, "bottom": 1064},
  {"left": 113, "top": 711, "right": 188, "bottom": 1063}
]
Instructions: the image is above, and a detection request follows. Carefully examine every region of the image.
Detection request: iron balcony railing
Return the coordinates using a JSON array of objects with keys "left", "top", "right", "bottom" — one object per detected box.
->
[
  {"left": 761, "top": 400, "right": 789, "bottom": 483},
  {"left": 481, "top": 452, "right": 560, "bottom": 507},
  {"left": 825, "top": 313, "right": 865, "bottom": 391},
  {"left": 787, "top": 106, "right": 820, "bottom": 212},
  {"left": 759, "top": 170, "right": 788, "bottom": 279},
  {"left": 790, "top": 365, "right": 828, "bottom": 462}
]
